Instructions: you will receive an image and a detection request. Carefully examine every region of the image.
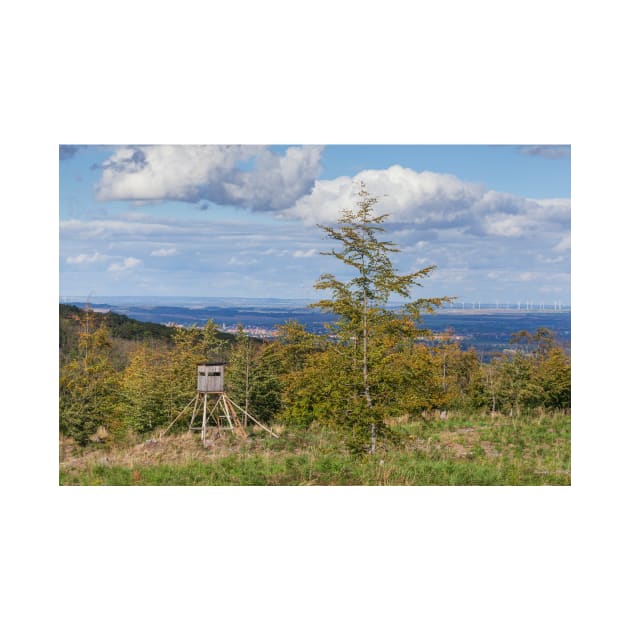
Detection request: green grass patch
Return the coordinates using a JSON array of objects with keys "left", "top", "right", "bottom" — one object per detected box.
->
[{"left": 60, "top": 412, "right": 570, "bottom": 486}]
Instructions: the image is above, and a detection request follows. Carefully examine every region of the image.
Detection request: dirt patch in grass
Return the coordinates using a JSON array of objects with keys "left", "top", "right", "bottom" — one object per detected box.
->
[{"left": 408, "top": 427, "right": 500, "bottom": 459}]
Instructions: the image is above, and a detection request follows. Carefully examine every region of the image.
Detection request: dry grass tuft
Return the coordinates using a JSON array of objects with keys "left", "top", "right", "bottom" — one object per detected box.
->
[{"left": 59, "top": 431, "right": 245, "bottom": 473}]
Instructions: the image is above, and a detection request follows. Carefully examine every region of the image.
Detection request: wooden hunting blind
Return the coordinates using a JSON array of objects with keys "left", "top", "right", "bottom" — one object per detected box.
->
[
  {"left": 160, "top": 362, "right": 278, "bottom": 445},
  {"left": 197, "top": 362, "right": 226, "bottom": 393}
]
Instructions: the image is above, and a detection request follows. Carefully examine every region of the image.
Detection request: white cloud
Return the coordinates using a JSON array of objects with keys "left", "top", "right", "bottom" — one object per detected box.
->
[
  {"left": 471, "top": 190, "right": 534, "bottom": 215},
  {"left": 66, "top": 252, "right": 107, "bottom": 264},
  {"left": 293, "top": 248, "right": 318, "bottom": 258},
  {"left": 284, "top": 166, "right": 485, "bottom": 226},
  {"left": 61, "top": 219, "right": 182, "bottom": 239},
  {"left": 279, "top": 166, "right": 571, "bottom": 292},
  {"left": 150, "top": 247, "right": 176, "bottom": 257},
  {"left": 224, "top": 146, "right": 323, "bottom": 211},
  {"left": 538, "top": 254, "right": 564, "bottom": 264},
  {"left": 429, "top": 268, "right": 469, "bottom": 283},
  {"left": 107, "top": 257, "right": 141, "bottom": 272},
  {"left": 554, "top": 234, "right": 571, "bottom": 251},
  {"left": 540, "top": 286, "right": 566, "bottom": 294},
  {"left": 227, "top": 256, "right": 259, "bottom": 266},
  {"left": 283, "top": 165, "right": 570, "bottom": 240},
  {"left": 517, "top": 271, "right": 570, "bottom": 284},
  {"left": 483, "top": 213, "right": 534, "bottom": 237},
  {"left": 261, "top": 248, "right": 289, "bottom": 256},
  {"left": 530, "top": 198, "right": 571, "bottom": 224},
  {"left": 519, "top": 272, "right": 538, "bottom": 281},
  {"left": 97, "top": 145, "right": 252, "bottom": 202},
  {"left": 96, "top": 145, "right": 323, "bottom": 211}
]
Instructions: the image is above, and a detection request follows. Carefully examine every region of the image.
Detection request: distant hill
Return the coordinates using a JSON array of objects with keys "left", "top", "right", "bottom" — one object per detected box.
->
[
  {"left": 62, "top": 300, "right": 334, "bottom": 332},
  {"left": 59, "top": 304, "right": 245, "bottom": 366},
  {"left": 60, "top": 303, "right": 177, "bottom": 341},
  {"left": 60, "top": 303, "right": 242, "bottom": 341}
]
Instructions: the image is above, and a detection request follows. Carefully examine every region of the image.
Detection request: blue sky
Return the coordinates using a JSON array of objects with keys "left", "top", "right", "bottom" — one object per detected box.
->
[{"left": 59, "top": 144, "right": 570, "bottom": 304}]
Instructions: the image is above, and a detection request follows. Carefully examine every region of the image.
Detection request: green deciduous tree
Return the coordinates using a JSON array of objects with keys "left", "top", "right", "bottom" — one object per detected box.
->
[
  {"left": 227, "top": 324, "right": 256, "bottom": 424},
  {"left": 530, "top": 329, "right": 570, "bottom": 410},
  {"left": 379, "top": 344, "right": 446, "bottom": 419},
  {"left": 248, "top": 343, "right": 283, "bottom": 424},
  {"left": 202, "top": 318, "right": 229, "bottom": 362},
  {"left": 499, "top": 327, "right": 570, "bottom": 414},
  {"left": 536, "top": 347, "right": 571, "bottom": 409},
  {"left": 311, "top": 183, "right": 453, "bottom": 452},
  {"left": 59, "top": 324, "right": 122, "bottom": 444},
  {"left": 167, "top": 326, "right": 207, "bottom": 418},
  {"left": 227, "top": 327, "right": 283, "bottom": 426},
  {"left": 119, "top": 344, "right": 172, "bottom": 433},
  {"left": 497, "top": 352, "right": 544, "bottom": 416}
]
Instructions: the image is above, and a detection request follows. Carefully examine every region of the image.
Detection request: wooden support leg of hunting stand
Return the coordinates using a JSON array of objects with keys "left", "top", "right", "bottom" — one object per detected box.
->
[
  {"left": 227, "top": 396, "right": 279, "bottom": 438},
  {"left": 188, "top": 392, "right": 201, "bottom": 431},
  {"left": 224, "top": 395, "right": 248, "bottom": 439},
  {"left": 201, "top": 393, "right": 208, "bottom": 443},
  {"left": 160, "top": 394, "right": 197, "bottom": 438}
]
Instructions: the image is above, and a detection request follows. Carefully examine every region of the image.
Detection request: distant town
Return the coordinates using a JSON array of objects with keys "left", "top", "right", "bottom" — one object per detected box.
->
[{"left": 164, "top": 321, "right": 281, "bottom": 340}]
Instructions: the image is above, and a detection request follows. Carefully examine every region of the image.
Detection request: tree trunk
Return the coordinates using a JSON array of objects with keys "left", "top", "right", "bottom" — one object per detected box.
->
[
  {"left": 442, "top": 351, "right": 447, "bottom": 392},
  {"left": 244, "top": 343, "right": 250, "bottom": 427},
  {"left": 363, "top": 286, "right": 376, "bottom": 454},
  {"left": 363, "top": 288, "right": 371, "bottom": 407}
]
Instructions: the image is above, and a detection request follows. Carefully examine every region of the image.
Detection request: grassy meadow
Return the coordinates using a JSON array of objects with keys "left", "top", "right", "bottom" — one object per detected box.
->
[{"left": 59, "top": 410, "right": 570, "bottom": 486}]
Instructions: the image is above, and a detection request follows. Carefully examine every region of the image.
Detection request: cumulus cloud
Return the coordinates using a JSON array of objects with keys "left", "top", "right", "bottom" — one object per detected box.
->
[
  {"left": 96, "top": 145, "right": 323, "bottom": 211},
  {"left": 527, "top": 198, "right": 571, "bottom": 224},
  {"left": 482, "top": 213, "right": 535, "bottom": 237},
  {"left": 224, "top": 146, "right": 323, "bottom": 211},
  {"left": 284, "top": 166, "right": 485, "bottom": 226},
  {"left": 66, "top": 252, "right": 107, "bottom": 264},
  {"left": 150, "top": 247, "right": 176, "bottom": 257},
  {"left": 471, "top": 190, "right": 535, "bottom": 216},
  {"left": 282, "top": 165, "right": 570, "bottom": 244},
  {"left": 107, "top": 257, "right": 141, "bottom": 272}
]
